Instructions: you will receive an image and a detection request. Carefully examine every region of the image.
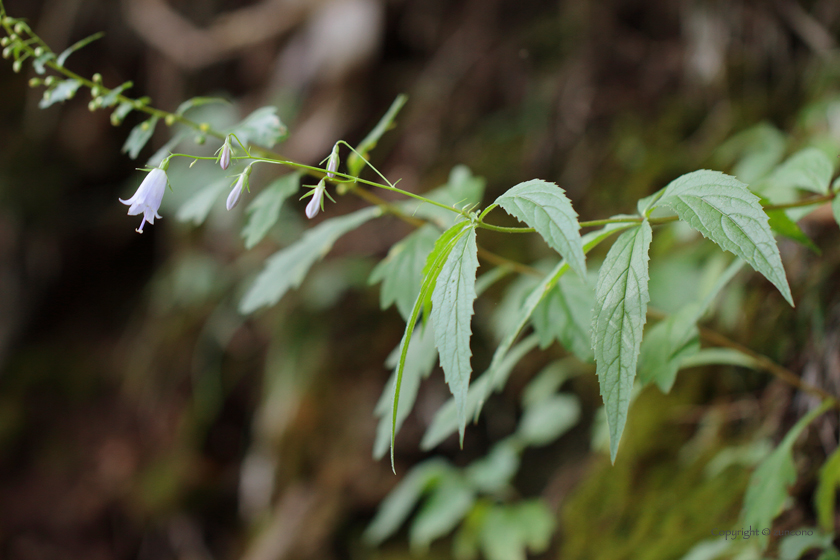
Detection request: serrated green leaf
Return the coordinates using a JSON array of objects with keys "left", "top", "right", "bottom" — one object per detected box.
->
[
  {"left": 410, "top": 472, "right": 475, "bottom": 550},
  {"left": 770, "top": 148, "right": 834, "bottom": 195},
  {"left": 742, "top": 400, "right": 832, "bottom": 550},
  {"left": 495, "top": 179, "right": 586, "bottom": 278},
  {"left": 832, "top": 194, "right": 840, "bottom": 230},
  {"left": 373, "top": 325, "right": 437, "bottom": 460},
  {"left": 818, "top": 547, "right": 840, "bottom": 560},
  {"left": 175, "top": 178, "right": 229, "bottom": 225},
  {"left": 241, "top": 173, "right": 300, "bottom": 249},
  {"left": 659, "top": 170, "right": 793, "bottom": 306},
  {"left": 517, "top": 393, "right": 580, "bottom": 446},
  {"left": 531, "top": 272, "right": 594, "bottom": 362},
  {"left": 388, "top": 221, "right": 473, "bottom": 467},
  {"left": 363, "top": 458, "right": 450, "bottom": 545},
  {"left": 475, "top": 222, "right": 636, "bottom": 422},
  {"left": 815, "top": 446, "right": 840, "bottom": 533},
  {"left": 239, "top": 207, "right": 381, "bottom": 313},
  {"left": 778, "top": 530, "right": 833, "bottom": 560},
  {"left": 637, "top": 304, "right": 701, "bottom": 393},
  {"left": 39, "top": 78, "right": 81, "bottom": 109},
  {"left": 421, "top": 335, "right": 539, "bottom": 450},
  {"left": 122, "top": 116, "right": 159, "bottom": 159},
  {"left": 230, "top": 106, "right": 287, "bottom": 149},
  {"left": 491, "top": 273, "right": 541, "bottom": 342},
  {"left": 56, "top": 31, "right": 104, "bottom": 67},
  {"left": 369, "top": 225, "right": 437, "bottom": 321},
  {"left": 465, "top": 440, "right": 520, "bottom": 493},
  {"left": 348, "top": 94, "right": 408, "bottom": 176},
  {"left": 431, "top": 227, "right": 479, "bottom": 442},
  {"left": 176, "top": 96, "right": 229, "bottom": 116},
  {"left": 593, "top": 221, "right": 652, "bottom": 463}
]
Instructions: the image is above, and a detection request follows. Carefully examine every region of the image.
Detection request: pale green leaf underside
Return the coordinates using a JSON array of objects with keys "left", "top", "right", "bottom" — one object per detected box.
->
[
  {"left": 531, "top": 272, "right": 594, "bottom": 362},
  {"left": 495, "top": 179, "right": 586, "bottom": 279},
  {"left": 363, "top": 458, "right": 449, "bottom": 545},
  {"left": 175, "top": 178, "right": 229, "bottom": 226},
  {"left": 421, "top": 335, "right": 539, "bottom": 450},
  {"left": 592, "top": 221, "right": 652, "bottom": 463},
  {"left": 369, "top": 225, "right": 437, "bottom": 321},
  {"left": 659, "top": 170, "right": 793, "bottom": 306},
  {"left": 239, "top": 207, "right": 381, "bottom": 313},
  {"left": 430, "top": 227, "right": 479, "bottom": 443},
  {"left": 816, "top": 446, "right": 840, "bottom": 534},
  {"left": 409, "top": 473, "right": 475, "bottom": 550},
  {"left": 741, "top": 401, "right": 832, "bottom": 550},
  {"left": 372, "top": 324, "right": 437, "bottom": 460},
  {"left": 39, "top": 78, "right": 81, "bottom": 109},
  {"left": 770, "top": 147, "right": 834, "bottom": 195},
  {"left": 637, "top": 304, "right": 701, "bottom": 393},
  {"left": 517, "top": 394, "right": 581, "bottom": 447},
  {"left": 229, "top": 106, "right": 287, "bottom": 149},
  {"left": 348, "top": 94, "right": 408, "bottom": 176},
  {"left": 122, "top": 116, "right": 159, "bottom": 159},
  {"left": 241, "top": 173, "right": 300, "bottom": 249}
]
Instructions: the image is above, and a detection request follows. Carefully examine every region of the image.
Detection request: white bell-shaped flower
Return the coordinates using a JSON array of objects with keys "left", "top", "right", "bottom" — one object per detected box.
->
[
  {"left": 306, "top": 180, "right": 326, "bottom": 219},
  {"left": 120, "top": 167, "right": 168, "bottom": 234}
]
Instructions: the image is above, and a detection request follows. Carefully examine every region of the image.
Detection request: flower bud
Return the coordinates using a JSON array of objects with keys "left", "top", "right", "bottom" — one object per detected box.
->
[
  {"left": 33, "top": 46, "right": 43, "bottom": 57},
  {"left": 199, "top": 122, "right": 210, "bottom": 133},
  {"left": 2, "top": 47, "right": 12, "bottom": 59},
  {"left": 164, "top": 114, "right": 175, "bottom": 126},
  {"left": 326, "top": 143, "right": 340, "bottom": 179},
  {"left": 92, "top": 73, "right": 102, "bottom": 83},
  {"left": 226, "top": 174, "right": 247, "bottom": 211},
  {"left": 305, "top": 180, "right": 326, "bottom": 219},
  {"left": 0, "top": 38, "right": 8, "bottom": 47},
  {"left": 219, "top": 137, "right": 232, "bottom": 170},
  {"left": 12, "top": 60, "right": 22, "bottom": 73},
  {"left": 13, "top": 23, "right": 25, "bottom": 35},
  {"left": 28, "top": 77, "right": 41, "bottom": 87},
  {"left": 44, "top": 76, "right": 55, "bottom": 86}
]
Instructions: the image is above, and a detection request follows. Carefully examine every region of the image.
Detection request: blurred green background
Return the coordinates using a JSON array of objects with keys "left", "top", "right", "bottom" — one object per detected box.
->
[{"left": 1, "top": 0, "right": 840, "bottom": 558}]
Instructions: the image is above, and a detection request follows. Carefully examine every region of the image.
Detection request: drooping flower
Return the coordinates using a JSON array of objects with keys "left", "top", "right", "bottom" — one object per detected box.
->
[
  {"left": 326, "top": 143, "right": 340, "bottom": 179},
  {"left": 305, "top": 179, "right": 325, "bottom": 219},
  {"left": 120, "top": 166, "right": 168, "bottom": 234}
]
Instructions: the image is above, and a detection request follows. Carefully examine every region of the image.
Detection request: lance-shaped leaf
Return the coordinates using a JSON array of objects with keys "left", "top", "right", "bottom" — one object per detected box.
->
[
  {"left": 659, "top": 170, "right": 793, "bottom": 306},
  {"left": 230, "top": 106, "right": 288, "bottom": 149},
  {"left": 387, "top": 221, "right": 473, "bottom": 467},
  {"left": 741, "top": 400, "right": 832, "bottom": 550},
  {"left": 369, "top": 225, "right": 437, "bottom": 321},
  {"left": 592, "top": 221, "right": 652, "bottom": 463},
  {"left": 239, "top": 207, "right": 381, "bottom": 313},
  {"left": 495, "top": 179, "right": 586, "bottom": 279},
  {"left": 816, "top": 446, "right": 840, "bottom": 534},
  {"left": 372, "top": 325, "right": 437, "bottom": 460},
  {"left": 39, "top": 78, "right": 81, "bottom": 109},
  {"left": 176, "top": 178, "right": 229, "bottom": 226},
  {"left": 430, "top": 226, "right": 479, "bottom": 442},
  {"left": 348, "top": 94, "right": 408, "bottom": 177},
  {"left": 241, "top": 173, "right": 300, "bottom": 249},
  {"left": 531, "top": 272, "right": 594, "bottom": 362},
  {"left": 56, "top": 31, "right": 104, "bottom": 67}
]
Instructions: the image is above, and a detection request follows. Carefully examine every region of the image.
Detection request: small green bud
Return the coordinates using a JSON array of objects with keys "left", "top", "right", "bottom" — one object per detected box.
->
[
  {"left": 194, "top": 134, "right": 206, "bottom": 145},
  {"left": 198, "top": 122, "right": 210, "bottom": 133},
  {"left": 110, "top": 113, "right": 121, "bottom": 126},
  {"left": 2, "top": 46, "right": 11, "bottom": 59},
  {"left": 91, "top": 85, "right": 101, "bottom": 97},
  {"left": 33, "top": 46, "right": 43, "bottom": 57},
  {"left": 88, "top": 100, "right": 97, "bottom": 112},
  {"left": 92, "top": 73, "right": 102, "bottom": 83},
  {"left": 43, "top": 91, "right": 51, "bottom": 101},
  {"left": 140, "top": 121, "right": 150, "bottom": 131},
  {"left": 12, "top": 60, "right": 21, "bottom": 73},
  {"left": 44, "top": 76, "right": 56, "bottom": 86},
  {"left": 13, "top": 23, "right": 25, "bottom": 35},
  {"left": 28, "top": 77, "right": 41, "bottom": 87},
  {"left": 164, "top": 114, "right": 175, "bottom": 126},
  {"left": 0, "top": 37, "right": 8, "bottom": 47},
  {"left": 8, "top": 33, "right": 17, "bottom": 42}
]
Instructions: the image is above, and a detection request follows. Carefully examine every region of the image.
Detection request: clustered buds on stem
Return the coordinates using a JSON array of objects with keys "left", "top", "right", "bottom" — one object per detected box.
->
[
  {"left": 226, "top": 164, "right": 252, "bottom": 211},
  {"left": 120, "top": 158, "right": 171, "bottom": 234}
]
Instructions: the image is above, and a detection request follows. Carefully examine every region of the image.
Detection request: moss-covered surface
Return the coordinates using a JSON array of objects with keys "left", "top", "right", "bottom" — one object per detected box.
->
[{"left": 559, "top": 379, "right": 751, "bottom": 560}]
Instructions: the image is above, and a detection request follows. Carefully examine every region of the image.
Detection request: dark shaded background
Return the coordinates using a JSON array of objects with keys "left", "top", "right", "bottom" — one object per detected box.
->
[{"left": 1, "top": 0, "right": 840, "bottom": 559}]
